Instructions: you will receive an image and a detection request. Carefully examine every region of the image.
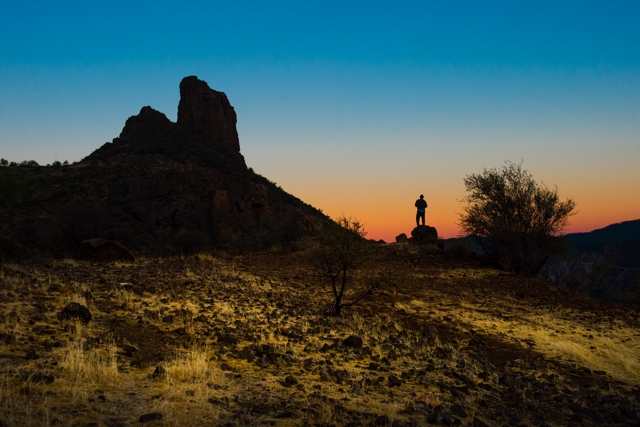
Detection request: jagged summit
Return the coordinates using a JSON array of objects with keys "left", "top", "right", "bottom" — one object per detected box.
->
[
  {"left": 118, "top": 106, "right": 173, "bottom": 140},
  {"left": 86, "top": 77, "right": 246, "bottom": 170},
  {"left": 0, "top": 77, "right": 330, "bottom": 255},
  {"left": 177, "top": 76, "right": 240, "bottom": 153}
]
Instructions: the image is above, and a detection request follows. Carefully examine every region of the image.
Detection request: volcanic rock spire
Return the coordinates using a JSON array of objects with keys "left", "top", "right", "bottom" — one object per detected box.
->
[{"left": 177, "top": 76, "right": 241, "bottom": 153}]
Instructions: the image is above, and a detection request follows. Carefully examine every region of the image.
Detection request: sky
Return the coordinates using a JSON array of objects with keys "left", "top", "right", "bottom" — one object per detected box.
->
[{"left": 1, "top": 1, "right": 639, "bottom": 241}]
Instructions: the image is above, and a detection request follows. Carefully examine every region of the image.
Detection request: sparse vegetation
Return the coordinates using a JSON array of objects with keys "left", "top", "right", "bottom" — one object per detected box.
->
[
  {"left": 444, "top": 238, "right": 474, "bottom": 259},
  {"left": 459, "top": 161, "right": 576, "bottom": 275},
  {"left": 312, "top": 216, "right": 382, "bottom": 315},
  {"left": 1, "top": 245, "right": 639, "bottom": 426},
  {"left": 0, "top": 168, "right": 34, "bottom": 204}
]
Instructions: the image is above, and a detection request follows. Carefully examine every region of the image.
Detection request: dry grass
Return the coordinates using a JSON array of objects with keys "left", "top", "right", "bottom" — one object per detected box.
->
[
  {"left": 424, "top": 298, "right": 640, "bottom": 383},
  {"left": 59, "top": 337, "right": 119, "bottom": 387},
  {"left": 1, "top": 252, "right": 639, "bottom": 426}
]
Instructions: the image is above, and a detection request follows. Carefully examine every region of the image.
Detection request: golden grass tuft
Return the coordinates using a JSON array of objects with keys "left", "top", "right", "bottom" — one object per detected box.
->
[
  {"left": 164, "top": 347, "right": 213, "bottom": 383},
  {"left": 59, "top": 336, "right": 119, "bottom": 387},
  {"left": 449, "top": 302, "right": 640, "bottom": 384}
]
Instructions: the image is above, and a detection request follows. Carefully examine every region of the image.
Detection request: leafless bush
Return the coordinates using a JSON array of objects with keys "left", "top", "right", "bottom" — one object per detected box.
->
[{"left": 312, "top": 216, "right": 384, "bottom": 315}]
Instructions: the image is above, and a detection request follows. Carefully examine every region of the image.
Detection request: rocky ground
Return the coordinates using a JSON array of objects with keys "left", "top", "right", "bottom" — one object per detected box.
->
[{"left": 1, "top": 245, "right": 640, "bottom": 426}]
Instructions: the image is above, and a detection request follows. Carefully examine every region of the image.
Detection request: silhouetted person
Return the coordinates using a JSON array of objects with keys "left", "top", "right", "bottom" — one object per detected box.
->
[{"left": 415, "top": 195, "right": 428, "bottom": 227}]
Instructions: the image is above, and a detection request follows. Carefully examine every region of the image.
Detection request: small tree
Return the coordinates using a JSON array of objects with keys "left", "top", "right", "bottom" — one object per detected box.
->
[
  {"left": 313, "top": 216, "right": 381, "bottom": 315},
  {"left": 459, "top": 161, "right": 576, "bottom": 275}
]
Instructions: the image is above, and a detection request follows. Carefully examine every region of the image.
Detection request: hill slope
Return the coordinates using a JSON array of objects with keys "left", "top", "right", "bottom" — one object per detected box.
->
[
  {"left": 566, "top": 219, "right": 640, "bottom": 253},
  {"left": 0, "top": 76, "right": 330, "bottom": 256},
  {"left": 1, "top": 247, "right": 639, "bottom": 426}
]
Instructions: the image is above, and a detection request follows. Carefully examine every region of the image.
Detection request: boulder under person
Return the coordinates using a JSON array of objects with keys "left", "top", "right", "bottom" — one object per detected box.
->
[{"left": 415, "top": 195, "right": 427, "bottom": 227}]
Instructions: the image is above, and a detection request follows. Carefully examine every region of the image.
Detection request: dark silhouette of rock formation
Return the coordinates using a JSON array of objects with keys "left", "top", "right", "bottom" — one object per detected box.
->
[
  {"left": 177, "top": 76, "right": 241, "bottom": 153},
  {"left": 410, "top": 225, "right": 438, "bottom": 245},
  {"left": 0, "top": 76, "right": 329, "bottom": 256}
]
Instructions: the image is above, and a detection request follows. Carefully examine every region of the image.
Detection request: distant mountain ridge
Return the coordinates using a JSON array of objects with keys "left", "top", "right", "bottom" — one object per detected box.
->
[
  {"left": 539, "top": 219, "right": 640, "bottom": 303},
  {"left": 565, "top": 219, "right": 640, "bottom": 253}
]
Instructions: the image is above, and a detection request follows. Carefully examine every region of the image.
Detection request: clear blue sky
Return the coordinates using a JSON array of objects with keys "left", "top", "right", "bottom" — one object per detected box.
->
[{"left": 1, "top": 1, "right": 639, "bottom": 240}]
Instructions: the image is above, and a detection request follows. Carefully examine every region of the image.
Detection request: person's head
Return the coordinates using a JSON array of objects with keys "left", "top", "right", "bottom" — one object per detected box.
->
[{"left": 419, "top": 194, "right": 424, "bottom": 199}]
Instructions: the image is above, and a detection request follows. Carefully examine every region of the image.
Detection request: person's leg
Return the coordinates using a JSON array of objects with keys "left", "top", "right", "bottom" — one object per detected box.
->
[
  {"left": 416, "top": 211, "right": 420, "bottom": 227},
  {"left": 420, "top": 212, "right": 425, "bottom": 225}
]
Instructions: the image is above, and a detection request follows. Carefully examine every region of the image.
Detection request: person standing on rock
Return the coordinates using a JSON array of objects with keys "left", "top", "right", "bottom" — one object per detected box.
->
[{"left": 415, "top": 195, "right": 428, "bottom": 227}]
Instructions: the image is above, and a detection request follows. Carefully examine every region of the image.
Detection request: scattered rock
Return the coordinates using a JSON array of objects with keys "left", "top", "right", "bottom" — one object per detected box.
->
[
  {"left": 221, "top": 363, "right": 234, "bottom": 371},
  {"left": 275, "top": 410, "right": 295, "bottom": 418},
  {"left": 82, "top": 239, "right": 135, "bottom": 262},
  {"left": 218, "top": 334, "right": 239, "bottom": 345},
  {"left": 237, "top": 345, "right": 255, "bottom": 362},
  {"left": 0, "top": 333, "right": 15, "bottom": 345},
  {"left": 57, "top": 303, "right": 92, "bottom": 324},
  {"left": 121, "top": 345, "right": 137, "bottom": 357},
  {"left": 388, "top": 374, "right": 402, "bottom": 387},
  {"left": 284, "top": 375, "right": 298, "bottom": 386},
  {"left": 139, "top": 413, "right": 162, "bottom": 423},
  {"left": 343, "top": 335, "right": 363, "bottom": 348},
  {"left": 472, "top": 416, "right": 490, "bottom": 427},
  {"left": 450, "top": 402, "right": 467, "bottom": 418},
  {"left": 319, "top": 370, "right": 331, "bottom": 381},
  {"left": 423, "top": 325, "right": 438, "bottom": 340},
  {"left": 410, "top": 225, "right": 438, "bottom": 245},
  {"left": 395, "top": 233, "right": 409, "bottom": 244},
  {"left": 25, "top": 350, "right": 39, "bottom": 360},
  {"left": 333, "top": 369, "right": 349, "bottom": 383},
  {"left": 375, "top": 415, "right": 390, "bottom": 426}
]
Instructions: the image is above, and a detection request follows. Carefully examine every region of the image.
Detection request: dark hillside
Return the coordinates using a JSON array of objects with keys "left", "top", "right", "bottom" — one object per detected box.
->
[
  {"left": 566, "top": 219, "right": 640, "bottom": 253},
  {"left": 539, "top": 220, "right": 640, "bottom": 302},
  {"left": 0, "top": 76, "right": 330, "bottom": 257}
]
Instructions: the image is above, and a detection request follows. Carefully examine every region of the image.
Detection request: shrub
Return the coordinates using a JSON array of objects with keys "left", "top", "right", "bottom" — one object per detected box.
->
[
  {"left": 445, "top": 239, "right": 474, "bottom": 259},
  {"left": 312, "top": 216, "right": 382, "bottom": 315},
  {"left": 424, "top": 244, "right": 440, "bottom": 255},
  {"left": 19, "top": 160, "right": 40, "bottom": 167},
  {"left": 459, "top": 161, "right": 576, "bottom": 275}
]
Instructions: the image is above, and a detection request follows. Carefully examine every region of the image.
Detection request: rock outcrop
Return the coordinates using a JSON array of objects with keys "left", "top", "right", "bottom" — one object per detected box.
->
[
  {"left": 395, "top": 233, "right": 409, "bottom": 244},
  {"left": 82, "top": 239, "right": 135, "bottom": 262},
  {"left": 0, "top": 76, "right": 330, "bottom": 256},
  {"left": 410, "top": 226, "right": 438, "bottom": 245},
  {"left": 177, "top": 76, "right": 240, "bottom": 153}
]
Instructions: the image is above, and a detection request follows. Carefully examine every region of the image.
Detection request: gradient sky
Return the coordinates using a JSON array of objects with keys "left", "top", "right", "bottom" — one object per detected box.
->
[{"left": 1, "top": 1, "right": 639, "bottom": 241}]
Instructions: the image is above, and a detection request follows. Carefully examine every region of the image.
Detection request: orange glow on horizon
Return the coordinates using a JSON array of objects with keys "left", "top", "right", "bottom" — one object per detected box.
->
[{"left": 316, "top": 193, "right": 640, "bottom": 243}]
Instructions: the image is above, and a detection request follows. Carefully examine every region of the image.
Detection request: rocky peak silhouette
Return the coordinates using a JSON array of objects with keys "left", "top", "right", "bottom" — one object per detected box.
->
[{"left": 177, "top": 76, "right": 240, "bottom": 153}]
